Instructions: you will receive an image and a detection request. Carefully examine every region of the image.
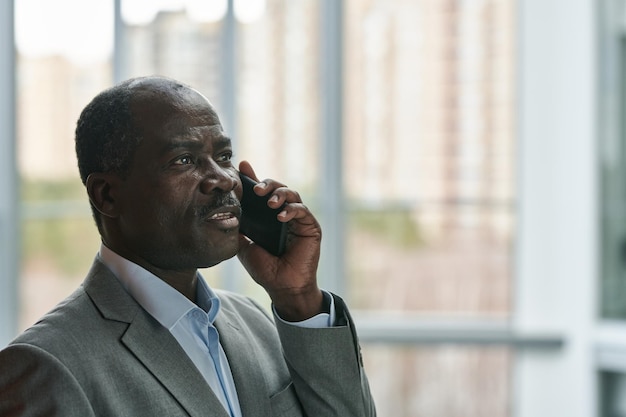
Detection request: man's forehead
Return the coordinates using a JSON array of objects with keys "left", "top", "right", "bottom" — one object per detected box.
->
[
  {"left": 160, "top": 130, "right": 232, "bottom": 152},
  {"left": 128, "top": 82, "right": 220, "bottom": 125}
]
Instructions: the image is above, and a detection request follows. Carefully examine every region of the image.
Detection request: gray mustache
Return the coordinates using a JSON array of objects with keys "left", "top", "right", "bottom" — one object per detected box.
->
[{"left": 195, "top": 194, "right": 241, "bottom": 218}]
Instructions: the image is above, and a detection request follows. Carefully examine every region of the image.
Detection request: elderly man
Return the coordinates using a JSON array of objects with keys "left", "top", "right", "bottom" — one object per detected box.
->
[{"left": 0, "top": 76, "right": 376, "bottom": 417}]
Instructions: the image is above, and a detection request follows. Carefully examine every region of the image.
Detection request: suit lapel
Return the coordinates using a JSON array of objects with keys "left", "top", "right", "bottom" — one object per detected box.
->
[
  {"left": 83, "top": 259, "right": 229, "bottom": 417},
  {"left": 216, "top": 306, "right": 271, "bottom": 417}
]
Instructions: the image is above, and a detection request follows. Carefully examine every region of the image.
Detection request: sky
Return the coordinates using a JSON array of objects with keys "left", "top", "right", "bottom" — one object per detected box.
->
[
  {"left": 15, "top": 0, "right": 266, "bottom": 66},
  {"left": 15, "top": 0, "right": 114, "bottom": 65}
]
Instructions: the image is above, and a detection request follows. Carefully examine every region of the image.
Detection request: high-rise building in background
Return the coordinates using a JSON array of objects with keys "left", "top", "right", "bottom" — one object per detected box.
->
[
  {"left": 123, "top": 11, "right": 225, "bottom": 113},
  {"left": 18, "top": 57, "right": 110, "bottom": 179},
  {"left": 345, "top": 0, "right": 514, "bottom": 241}
]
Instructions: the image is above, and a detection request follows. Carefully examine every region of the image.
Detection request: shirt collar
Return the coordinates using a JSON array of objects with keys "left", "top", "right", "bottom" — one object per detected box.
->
[{"left": 98, "top": 244, "right": 221, "bottom": 330}]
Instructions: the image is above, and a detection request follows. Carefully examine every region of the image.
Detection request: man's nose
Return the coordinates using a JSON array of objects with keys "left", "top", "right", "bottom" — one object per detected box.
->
[{"left": 199, "top": 162, "right": 237, "bottom": 194}]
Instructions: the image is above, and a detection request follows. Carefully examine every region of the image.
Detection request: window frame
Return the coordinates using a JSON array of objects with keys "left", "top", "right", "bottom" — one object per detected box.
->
[{"left": 0, "top": 0, "right": 18, "bottom": 347}]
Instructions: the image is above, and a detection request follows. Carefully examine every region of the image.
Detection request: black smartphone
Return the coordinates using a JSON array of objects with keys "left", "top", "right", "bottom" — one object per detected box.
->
[{"left": 239, "top": 173, "right": 288, "bottom": 256}]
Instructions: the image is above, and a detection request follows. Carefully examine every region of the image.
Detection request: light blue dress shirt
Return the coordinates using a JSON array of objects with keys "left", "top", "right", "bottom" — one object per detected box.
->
[{"left": 98, "top": 244, "right": 334, "bottom": 417}]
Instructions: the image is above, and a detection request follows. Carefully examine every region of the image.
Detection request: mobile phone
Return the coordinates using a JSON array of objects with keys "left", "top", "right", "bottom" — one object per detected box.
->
[{"left": 239, "top": 173, "right": 288, "bottom": 256}]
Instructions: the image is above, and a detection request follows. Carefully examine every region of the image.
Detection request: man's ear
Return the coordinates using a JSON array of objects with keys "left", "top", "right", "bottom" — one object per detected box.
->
[{"left": 86, "top": 173, "right": 121, "bottom": 219}]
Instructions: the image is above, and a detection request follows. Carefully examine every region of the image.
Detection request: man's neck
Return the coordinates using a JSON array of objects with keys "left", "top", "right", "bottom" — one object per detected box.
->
[
  {"left": 158, "top": 271, "right": 199, "bottom": 303},
  {"left": 102, "top": 242, "right": 199, "bottom": 303}
]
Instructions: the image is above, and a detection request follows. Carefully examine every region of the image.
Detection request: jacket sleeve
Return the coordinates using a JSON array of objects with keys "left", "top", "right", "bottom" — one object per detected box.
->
[
  {"left": 274, "top": 293, "right": 377, "bottom": 417},
  {"left": 0, "top": 343, "right": 95, "bottom": 417}
]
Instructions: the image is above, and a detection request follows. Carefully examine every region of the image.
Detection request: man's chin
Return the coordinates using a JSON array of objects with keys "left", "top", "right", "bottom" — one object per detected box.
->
[{"left": 197, "top": 246, "right": 239, "bottom": 269}]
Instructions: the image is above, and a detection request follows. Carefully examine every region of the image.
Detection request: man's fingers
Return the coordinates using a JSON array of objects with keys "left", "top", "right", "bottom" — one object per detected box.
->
[
  {"left": 277, "top": 203, "right": 313, "bottom": 223},
  {"left": 238, "top": 160, "right": 259, "bottom": 182}
]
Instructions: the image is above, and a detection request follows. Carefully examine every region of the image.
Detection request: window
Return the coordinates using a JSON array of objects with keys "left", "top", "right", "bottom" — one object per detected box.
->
[
  {"left": 8, "top": 1, "right": 522, "bottom": 415},
  {"left": 599, "top": 0, "right": 626, "bottom": 415},
  {"left": 15, "top": 0, "right": 112, "bottom": 328}
]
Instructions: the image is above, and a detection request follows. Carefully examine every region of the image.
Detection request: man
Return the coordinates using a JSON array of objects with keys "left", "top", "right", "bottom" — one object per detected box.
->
[{"left": 0, "top": 76, "right": 376, "bottom": 416}]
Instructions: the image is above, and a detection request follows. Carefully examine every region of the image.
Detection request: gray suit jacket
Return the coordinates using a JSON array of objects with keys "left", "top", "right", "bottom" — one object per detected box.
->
[{"left": 0, "top": 259, "right": 376, "bottom": 417}]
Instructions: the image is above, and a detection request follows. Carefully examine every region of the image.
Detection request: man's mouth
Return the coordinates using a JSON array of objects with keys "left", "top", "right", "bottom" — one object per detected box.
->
[
  {"left": 208, "top": 212, "right": 236, "bottom": 220},
  {"left": 202, "top": 206, "right": 241, "bottom": 230}
]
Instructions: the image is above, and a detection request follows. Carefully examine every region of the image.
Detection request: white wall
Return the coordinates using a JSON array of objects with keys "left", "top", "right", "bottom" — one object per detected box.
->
[{"left": 515, "top": 0, "right": 597, "bottom": 416}]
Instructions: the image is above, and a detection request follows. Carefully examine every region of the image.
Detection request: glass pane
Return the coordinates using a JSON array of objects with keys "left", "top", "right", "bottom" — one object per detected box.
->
[
  {"left": 363, "top": 344, "right": 511, "bottom": 417},
  {"left": 345, "top": 2, "right": 516, "bottom": 412},
  {"left": 344, "top": 0, "right": 515, "bottom": 316},
  {"left": 15, "top": 0, "right": 113, "bottom": 331},
  {"left": 600, "top": 37, "right": 626, "bottom": 319},
  {"left": 235, "top": 0, "right": 321, "bottom": 188},
  {"left": 601, "top": 371, "right": 626, "bottom": 417},
  {"left": 20, "top": 216, "right": 100, "bottom": 329}
]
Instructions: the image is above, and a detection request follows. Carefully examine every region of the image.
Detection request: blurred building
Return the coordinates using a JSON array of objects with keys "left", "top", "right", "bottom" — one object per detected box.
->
[
  {"left": 345, "top": 0, "right": 514, "bottom": 241},
  {"left": 17, "top": 56, "right": 110, "bottom": 179},
  {"left": 19, "top": 1, "right": 514, "bottom": 240}
]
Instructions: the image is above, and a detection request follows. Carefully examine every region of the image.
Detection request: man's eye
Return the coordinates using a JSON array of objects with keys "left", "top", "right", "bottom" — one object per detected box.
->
[
  {"left": 216, "top": 152, "right": 233, "bottom": 163},
  {"left": 174, "top": 155, "right": 194, "bottom": 165}
]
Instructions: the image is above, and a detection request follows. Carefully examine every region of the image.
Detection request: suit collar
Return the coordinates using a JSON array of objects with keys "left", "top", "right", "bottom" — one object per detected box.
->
[
  {"left": 83, "top": 258, "right": 140, "bottom": 323},
  {"left": 83, "top": 258, "right": 230, "bottom": 417}
]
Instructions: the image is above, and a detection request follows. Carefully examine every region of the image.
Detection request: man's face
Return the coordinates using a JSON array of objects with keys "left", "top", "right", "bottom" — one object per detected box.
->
[{"left": 113, "top": 84, "right": 243, "bottom": 272}]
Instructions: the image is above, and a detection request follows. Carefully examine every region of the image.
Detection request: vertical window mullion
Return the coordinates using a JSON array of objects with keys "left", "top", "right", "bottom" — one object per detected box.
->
[
  {"left": 318, "top": 0, "right": 345, "bottom": 297},
  {"left": 0, "top": 0, "right": 18, "bottom": 347}
]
